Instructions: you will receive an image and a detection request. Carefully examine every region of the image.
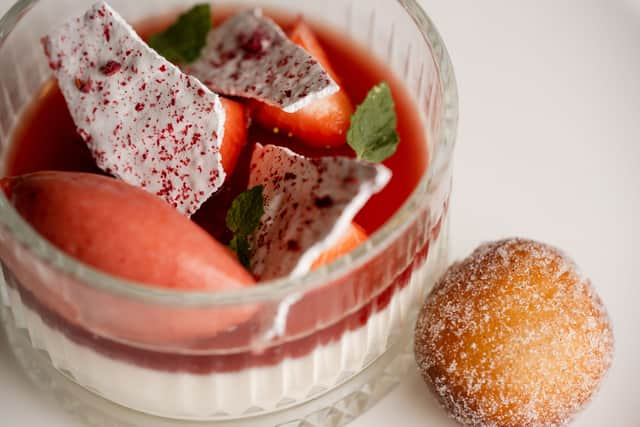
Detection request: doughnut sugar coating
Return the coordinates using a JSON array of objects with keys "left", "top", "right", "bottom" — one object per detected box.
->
[{"left": 414, "top": 239, "right": 613, "bottom": 427}]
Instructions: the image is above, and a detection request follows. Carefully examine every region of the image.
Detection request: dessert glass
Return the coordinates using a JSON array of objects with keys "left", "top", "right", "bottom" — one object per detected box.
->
[{"left": 0, "top": 0, "right": 458, "bottom": 426}]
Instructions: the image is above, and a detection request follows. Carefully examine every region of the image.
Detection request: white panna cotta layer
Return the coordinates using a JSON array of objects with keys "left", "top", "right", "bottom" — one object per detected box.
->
[{"left": 2, "top": 233, "right": 443, "bottom": 419}]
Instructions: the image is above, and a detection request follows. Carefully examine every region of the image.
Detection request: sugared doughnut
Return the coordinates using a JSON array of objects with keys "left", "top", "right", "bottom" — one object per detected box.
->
[{"left": 414, "top": 238, "right": 613, "bottom": 427}]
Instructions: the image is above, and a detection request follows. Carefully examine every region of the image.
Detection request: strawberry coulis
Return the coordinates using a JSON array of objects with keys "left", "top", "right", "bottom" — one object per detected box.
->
[{"left": 4, "top": 12, "right": 433, "bottom": 373}]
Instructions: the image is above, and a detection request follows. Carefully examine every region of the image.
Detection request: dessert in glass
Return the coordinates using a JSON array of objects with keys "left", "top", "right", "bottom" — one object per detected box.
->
[{"left": 0, "top": 0, "right": 458, "bottom": 425}]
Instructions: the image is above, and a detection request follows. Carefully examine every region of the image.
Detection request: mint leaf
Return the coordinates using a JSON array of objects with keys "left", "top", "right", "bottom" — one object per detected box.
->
[
  {"left": 148, "top": 4, "right": 211, "bottom": 64},
  {"left": 226, "top": 186, "right": 264, "bottom": 267},
  {"left": 347, "top": 82, "right": 399, "bottom": 162},
  {"left": 226, "top": 185, "right": 265, "bottom": 236},
  {"left": 229, "top": 235, "right": 251, "bottom": 269}
]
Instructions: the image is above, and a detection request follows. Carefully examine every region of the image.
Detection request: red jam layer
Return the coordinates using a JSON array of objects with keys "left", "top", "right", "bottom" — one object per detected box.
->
[
  {"left": 3, "top": 12, "right": 436, "bottom": 374},
  {"left": 3, "top": 233, "right": 436, "bottom": 374}
]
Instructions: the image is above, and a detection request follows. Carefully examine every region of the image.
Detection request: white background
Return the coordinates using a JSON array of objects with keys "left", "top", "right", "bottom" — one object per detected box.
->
[{"left": 0, "top": 0, "right": 638, "bottom": 426}]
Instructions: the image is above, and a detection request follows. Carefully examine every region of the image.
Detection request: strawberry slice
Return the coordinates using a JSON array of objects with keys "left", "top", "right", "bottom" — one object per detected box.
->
[
  {"left": 219, "top": 97, "right": 249, "bottom": 176},
  {"left": 2, "top": 171, "right": 256, "bottom": 344},
  {"left": 249, "top": 19, "right": 353, "bottom": 148},
  {"left": 311, "top": 222, "right": 367, "bottom": 269}
]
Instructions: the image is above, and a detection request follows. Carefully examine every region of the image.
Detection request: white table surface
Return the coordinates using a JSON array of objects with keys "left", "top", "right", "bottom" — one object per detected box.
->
[{"left": 1, "top": 0, "right": 638, "bottom": 426}]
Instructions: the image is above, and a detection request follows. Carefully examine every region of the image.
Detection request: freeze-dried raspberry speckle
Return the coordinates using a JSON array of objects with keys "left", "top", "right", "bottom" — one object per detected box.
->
[
  {"left": 314, "top": 195, "right": 333, "bottom": 208},
  {"left": 240, "top": 28, "right": 271, "bottom": 55},
  {"left": 42, "top": 1, "right": 226, "bottom": 216},
  {"left": 247, "top": 144, "right": 391, "bottom": 280},
  {"left": 99, "top": 60, "right": 121, "bottom": 76},
  {"left": 75, "top": 77, "right": 92, "bottom": 93},
  {"left": 187, "top": 9, "right": 338, "bottom": 113},
  {"left": 286, "top": 240, "right": 301, "bottom": 251}
]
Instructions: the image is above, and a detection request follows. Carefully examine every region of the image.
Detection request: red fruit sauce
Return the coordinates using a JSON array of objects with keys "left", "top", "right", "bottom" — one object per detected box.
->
[
  {"left": 7, "top": 14, "right": 427, "bottom": 241},
  {"left": 3, "top": 12, "right": 435, "bottom": 373}
]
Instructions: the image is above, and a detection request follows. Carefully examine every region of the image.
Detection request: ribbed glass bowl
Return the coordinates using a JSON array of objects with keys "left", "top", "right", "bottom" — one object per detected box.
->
[{"left": 0, "top": 0, "right": 457, "bottom": 425}]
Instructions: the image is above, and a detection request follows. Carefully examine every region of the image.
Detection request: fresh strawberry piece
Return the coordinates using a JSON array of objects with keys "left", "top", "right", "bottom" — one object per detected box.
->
[
  {"left": 219, "top": 97, "right": 249, "bottom": 176},
  {"left": 2, "top": 171, "right": 256, "bottom": 344},
  {"left": 311, "top": 222, "right": 367, "bottom": 269},
  {"left": 250, "top": 19, "right": 353, "bottom": 148},
  {"left": 250, "top": 91, "right": 352, "bottom": 148}
]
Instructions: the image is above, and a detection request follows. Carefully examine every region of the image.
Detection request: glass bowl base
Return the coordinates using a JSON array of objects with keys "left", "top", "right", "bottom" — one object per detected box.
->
[{"left": 2, "top": 304, "right": 417, "bottom": 427}]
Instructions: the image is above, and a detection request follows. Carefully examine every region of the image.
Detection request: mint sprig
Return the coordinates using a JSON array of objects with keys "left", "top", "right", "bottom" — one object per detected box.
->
[
  {"left": 347, "top": 82, "right": 399, "bottom": 163},
  {"left": 229, "top": 235, "right": 251, "bottom": 270},
  {"left": 149, "top": 4, "right": 211, "bottom": 64},
  {"left": 226, "top": 185, "right": 265, "bottom": 269}
]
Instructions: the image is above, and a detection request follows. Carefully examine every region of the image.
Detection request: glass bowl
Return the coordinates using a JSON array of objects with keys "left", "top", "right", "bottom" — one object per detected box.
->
[{"left": 0, "top": 0, "right": 458, "bottom": 425}]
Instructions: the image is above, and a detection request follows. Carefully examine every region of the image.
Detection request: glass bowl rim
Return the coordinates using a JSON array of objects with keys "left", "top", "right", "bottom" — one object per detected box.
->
[{"left": 0, "top": 0, "right": 458, "bottom": 306}]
